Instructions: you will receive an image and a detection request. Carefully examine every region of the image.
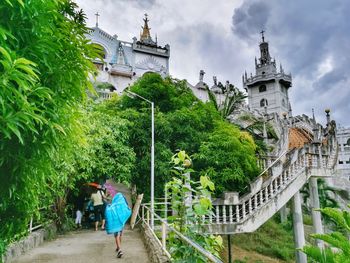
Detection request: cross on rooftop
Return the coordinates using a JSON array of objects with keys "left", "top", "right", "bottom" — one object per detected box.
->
[
  {"left": 260, "top": 30, "right": 265, "bottom": 42},
  {"left": 144, "top": 13, "right": 149, "bottom": 22},
  {"left": 95, "top": 12, "right": 100, "bottom": 27}
]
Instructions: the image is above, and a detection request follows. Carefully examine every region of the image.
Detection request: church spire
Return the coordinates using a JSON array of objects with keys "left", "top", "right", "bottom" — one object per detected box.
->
[
  {"left": 259, "top": 30, "right": 271, "bottom": 65},
  {"left": 140, "top": 13, "right": 152, "bottom": 42},
  {"left": 139, "top": 13, "right": 157, "bottom": 46}
]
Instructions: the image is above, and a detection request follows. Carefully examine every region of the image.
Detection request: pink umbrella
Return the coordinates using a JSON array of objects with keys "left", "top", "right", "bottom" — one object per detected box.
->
[{"left": 104, "top": 182, "right": 117, "bottom": 198}]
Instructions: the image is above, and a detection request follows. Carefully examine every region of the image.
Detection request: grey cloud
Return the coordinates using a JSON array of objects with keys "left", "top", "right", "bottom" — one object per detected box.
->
[
  {"left": 232, "top": 0, "right": 350, "bottom": 125},
  {"left": 232, "top": 1, "right": 270, "bottom": 42},
  {"left": 163, "top": 22, "right": 248, "bottom": 89},
  {"left": 120, "top": 0, "right": 155, "bottom": 9}
]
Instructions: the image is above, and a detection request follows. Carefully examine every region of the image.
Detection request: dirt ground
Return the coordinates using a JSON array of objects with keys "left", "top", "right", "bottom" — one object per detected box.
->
[{"left": 13, "top": 227, "right": 150, "bottom": 263}]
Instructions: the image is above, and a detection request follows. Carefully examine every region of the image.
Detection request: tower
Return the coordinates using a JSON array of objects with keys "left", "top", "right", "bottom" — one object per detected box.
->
[
  {"left": 86, "top": 13, "right": 170, "bottom": 94},
  {"left": 133, "top": 14, "right": 170, "bottom": 78},
  {"left": 243, "top": 31, "right": 292, "bottom": 116}
]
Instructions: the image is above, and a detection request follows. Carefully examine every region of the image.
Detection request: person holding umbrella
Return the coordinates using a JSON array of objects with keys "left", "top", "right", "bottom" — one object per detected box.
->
[{"left": 90, "top": 185, "right": 106, "bottom": 231}]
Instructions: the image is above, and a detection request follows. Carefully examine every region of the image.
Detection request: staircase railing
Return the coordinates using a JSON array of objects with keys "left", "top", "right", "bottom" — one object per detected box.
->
[
  {"left": 207, "top": 149, "right": 307, "bottom": 225},
  {"left": 205, "top": 141, "right": 337, "bottom": 233},
  {"left": 140, "top": 203, "right": 223, "bottom": 263}
]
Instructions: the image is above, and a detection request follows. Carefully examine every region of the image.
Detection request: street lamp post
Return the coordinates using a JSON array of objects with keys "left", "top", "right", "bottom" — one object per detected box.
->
[{"left": 126, "top": 90, "right": 155, "bottom": 230}]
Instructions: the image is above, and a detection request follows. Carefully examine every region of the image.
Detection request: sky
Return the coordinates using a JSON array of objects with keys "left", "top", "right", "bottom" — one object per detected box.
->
[{"left": 75, "top": 0, "right": 350, "bottom": 127}]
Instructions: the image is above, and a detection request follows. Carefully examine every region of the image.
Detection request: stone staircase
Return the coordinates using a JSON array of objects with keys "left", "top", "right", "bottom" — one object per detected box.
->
[{"left": 202, "top": 130, "right": 338, "bottom": 234}]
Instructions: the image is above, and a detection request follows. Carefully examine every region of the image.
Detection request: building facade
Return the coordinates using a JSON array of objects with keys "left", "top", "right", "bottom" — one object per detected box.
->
[
  {"left": 328, "top": 127, "right": 350, "bottom": 190},
  {"left": 87, "top": 14, "right": 170, "bottom": 94},
  {"left": 243, "top": 32, "right": 292, "bottom": 117}
]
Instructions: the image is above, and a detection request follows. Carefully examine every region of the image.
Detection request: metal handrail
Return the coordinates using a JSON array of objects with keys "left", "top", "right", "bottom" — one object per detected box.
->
[
  {"left": 141, "top": 204, "right": 223, "bottom": 263},
  {"left": 28, "top": 207, "right": 49, "bottom": 233}
]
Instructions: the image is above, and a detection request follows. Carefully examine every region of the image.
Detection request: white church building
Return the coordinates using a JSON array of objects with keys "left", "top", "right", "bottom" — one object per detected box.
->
[{"left": 87, "top": 14, "right": 170, "bottom": 94}]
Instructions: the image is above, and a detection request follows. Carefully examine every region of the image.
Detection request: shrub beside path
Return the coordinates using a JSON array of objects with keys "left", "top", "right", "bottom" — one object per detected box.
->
[{"left": 13, "top": 227, "right": 150, "bottom": 263}]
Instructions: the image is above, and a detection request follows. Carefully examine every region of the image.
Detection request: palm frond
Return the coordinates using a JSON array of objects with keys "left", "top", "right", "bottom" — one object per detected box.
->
[
  {"left": 302, "top": 246, "right": 335, "bottom": 263},
  {"left": 321, "top": 207, "right": 350, "bottom": 231},
  {"left": 206, "top": 86, "right": 218, "bottom": 111}
]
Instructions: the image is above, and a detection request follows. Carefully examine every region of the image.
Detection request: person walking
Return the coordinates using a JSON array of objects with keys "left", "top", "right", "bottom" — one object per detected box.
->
[
  {"left": 90, "top": 185, "right": 106, "bottom": 231},
  {"left": 105, "top": 192, "right": 131, "bottom": 258},
  {"left": 75, "top": 193, "right": 85, "bottom": 228},
  {"left": 114, "top": 231, "right": 123, "bottom": 258}
]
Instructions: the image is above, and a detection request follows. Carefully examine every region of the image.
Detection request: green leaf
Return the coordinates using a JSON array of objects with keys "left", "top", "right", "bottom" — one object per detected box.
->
[
  {"left": 7, "top": 122, "right": 24, "bottom": 144},
  {"left": 0, "top": 46, "right": 12, "bottom": 62},
  {"left": 178, "top": 150, "right": 186, "bottom": 162}
]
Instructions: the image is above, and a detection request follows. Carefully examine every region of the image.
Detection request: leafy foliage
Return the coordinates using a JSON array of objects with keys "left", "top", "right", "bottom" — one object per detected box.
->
[
  {"left": 206, "top": 81, "right": 247, "bottom": 119},
  {"left": 194, "top": 121, "right": 260, "bottom": 194},
  {"left": 166, "top": 151, "right": 223, "bottom": 262},
  {"left": 84, "top": 99, "right": 136, "bottom": 183},
  {"left": 0, "top": 0, "right": 97, "bottom": 251},
  {"left": 301, "top": 179, "right": 339, "bottom": 210},
  {"left": 302, "top": 204, "right": 350, "bottom": 262}
]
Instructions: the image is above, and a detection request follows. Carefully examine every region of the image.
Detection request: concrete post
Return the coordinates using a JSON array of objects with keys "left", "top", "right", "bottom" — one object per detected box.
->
[
  {"left": 292, "top": 191, "right": 307, "bottom": 263},
  {"left": 280, "top": 205, "right": 288, "bottom": 223},
  {"left": 309, "top": 177, "right": 324, "bottom": 248}
]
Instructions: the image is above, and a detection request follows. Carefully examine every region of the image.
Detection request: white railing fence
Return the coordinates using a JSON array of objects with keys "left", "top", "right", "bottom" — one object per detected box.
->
[{"left": 140, "top": 203, "right": 223, "bottom": 263}]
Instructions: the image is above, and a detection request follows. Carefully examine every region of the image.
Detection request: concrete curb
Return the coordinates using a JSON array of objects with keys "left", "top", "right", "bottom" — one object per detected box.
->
[
  {"left": 2, "top": 224, "right": 57, "bottom": 263},
  {"left": 140, "top": 224, "right": 170, "bottom": 263}
]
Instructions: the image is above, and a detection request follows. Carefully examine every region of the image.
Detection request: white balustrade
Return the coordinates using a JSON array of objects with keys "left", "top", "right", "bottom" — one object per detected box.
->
[
  {"left": 216, "top": 206, "right": 220, "bottom": 224},
  {"left": 254, "top": 194, "right": 258, "bottom": 209},
  {"left": 207, "top": 141, "right": 337, "bottom": 227},
  {"left": 229, "top": 206, "right": 233, "bottom": 223},
  {"left": 242, "top": 203, "right": 246, "bottom": 220}
]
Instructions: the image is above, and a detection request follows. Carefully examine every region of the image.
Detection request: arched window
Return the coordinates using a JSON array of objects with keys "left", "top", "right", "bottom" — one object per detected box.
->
[
  {"left": 260, "top": 98, "right": 268, "bottom": 107},
  {"left": 259, "top": 85, "right": 267, "bottom": 92}
]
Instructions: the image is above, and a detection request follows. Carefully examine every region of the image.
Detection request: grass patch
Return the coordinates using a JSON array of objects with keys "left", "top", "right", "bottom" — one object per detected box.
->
[
  {"left": 231, "top": 217, "right": 295, "bottom": 261},
  {"left": 303, "top": 214, "right": 313, "bottom": 225}
]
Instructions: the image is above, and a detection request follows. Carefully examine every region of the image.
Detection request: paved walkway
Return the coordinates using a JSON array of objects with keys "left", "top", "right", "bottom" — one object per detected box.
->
[{"left": 13, "top": 227, "right": 150, "bottom": 263}]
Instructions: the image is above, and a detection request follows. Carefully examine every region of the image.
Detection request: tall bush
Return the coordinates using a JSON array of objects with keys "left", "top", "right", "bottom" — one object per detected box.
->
[{"left": 0, "top": 0, "right": 96, "bottom": 251}]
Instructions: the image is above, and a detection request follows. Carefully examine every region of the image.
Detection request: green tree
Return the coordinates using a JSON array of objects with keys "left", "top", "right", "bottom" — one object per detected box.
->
[
  {"left": 301, "top": 179, "right": 339, "bottom": 210},
  {"left": 0, "top": 0, "right": 96, "bottom": 251},
  {"left": 194, "top": 121, "right": 260, "bottom": 194},
  {"left": 122, "top": 73, "right": 196, "bottom": 113},
  {"left": 85, "top": 99, "right": 136, "bottom": 183}
]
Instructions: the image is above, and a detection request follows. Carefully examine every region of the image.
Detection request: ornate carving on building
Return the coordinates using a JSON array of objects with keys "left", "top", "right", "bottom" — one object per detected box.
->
[{"left": 86, "top": 14, "right": 170, "bottom": 94}]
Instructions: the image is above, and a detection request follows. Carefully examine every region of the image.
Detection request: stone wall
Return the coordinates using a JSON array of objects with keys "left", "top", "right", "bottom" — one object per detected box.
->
[
  {"left": 140, "top": 224, "right": 171, "bottom": 263},
  {"left": 2, "top": 224, "right": 57, "bottom": 263}
]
